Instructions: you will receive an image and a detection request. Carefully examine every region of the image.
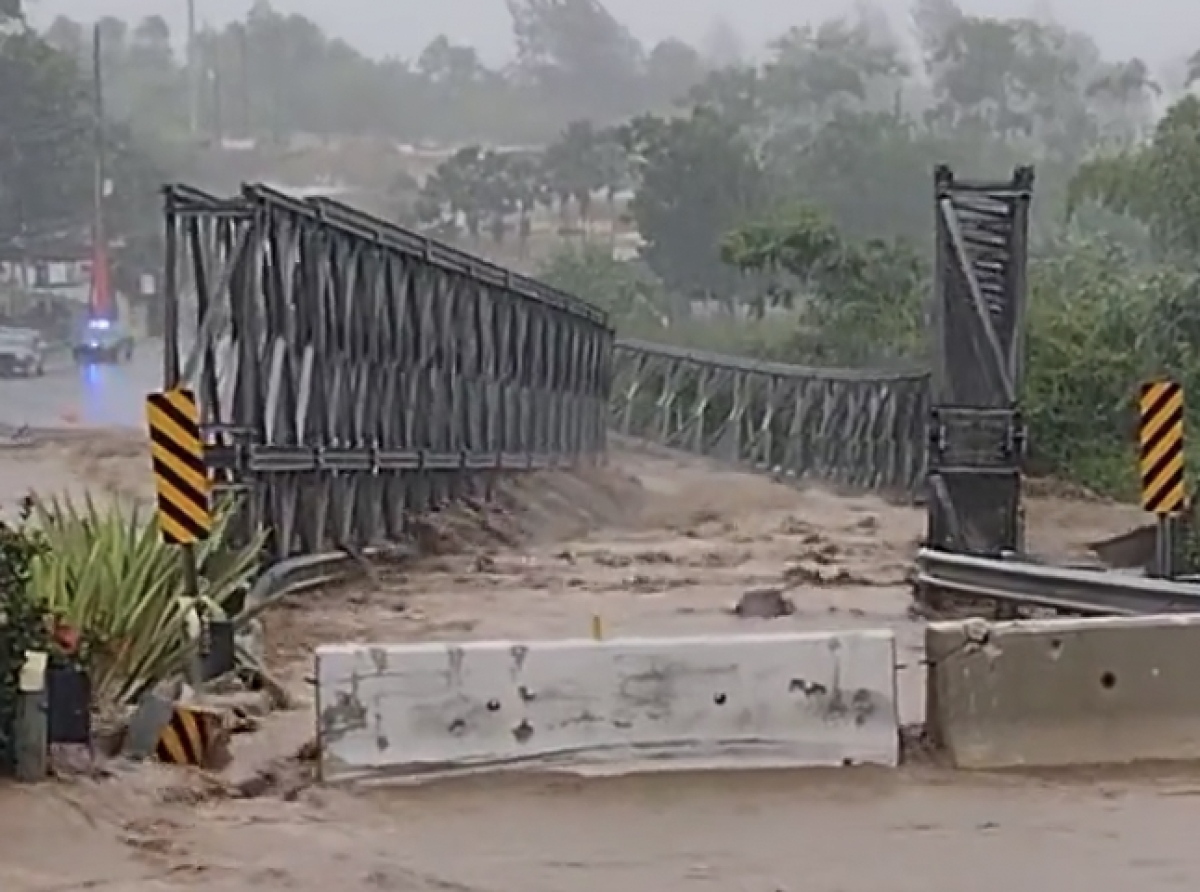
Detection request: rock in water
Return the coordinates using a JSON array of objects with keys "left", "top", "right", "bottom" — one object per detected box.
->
[{"left": 733, "top": 587, "right": 795, "bottom": 619}]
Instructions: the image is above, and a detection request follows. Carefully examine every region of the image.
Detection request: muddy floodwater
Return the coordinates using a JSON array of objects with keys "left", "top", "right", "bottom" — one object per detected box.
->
[
  {"left": 0, "top": 407, "right": 1179, "bottom": 892},
  {"left": 7, "top": 763, "right": 1200, "bottom": 891}
]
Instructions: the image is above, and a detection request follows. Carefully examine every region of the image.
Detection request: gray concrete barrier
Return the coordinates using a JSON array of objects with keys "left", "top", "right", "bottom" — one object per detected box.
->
[
  {"left": 927, "top": 614, "right": 1200, "bottom": 769},
  {"left": 317, "top": 630, "right": 900, "bottom": 784}
]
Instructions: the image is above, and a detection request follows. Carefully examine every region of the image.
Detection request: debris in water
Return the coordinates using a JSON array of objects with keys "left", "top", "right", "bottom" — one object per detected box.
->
[{"left": 732, "top": 587, "right": 795, "bottom": 619}]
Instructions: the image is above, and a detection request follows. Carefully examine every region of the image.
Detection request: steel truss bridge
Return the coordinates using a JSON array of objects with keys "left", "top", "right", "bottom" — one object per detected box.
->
[{"left": 166, "top": 166, "right": 1033, "bottom": 563}]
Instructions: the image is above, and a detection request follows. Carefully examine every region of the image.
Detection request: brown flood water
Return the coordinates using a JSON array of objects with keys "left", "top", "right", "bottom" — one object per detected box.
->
[
  {"left": 0, "top": 432, "right": 1178, "bottom": 891},
  {"left": 6, "top": 765, "right": 1200, "bottom": 891}
]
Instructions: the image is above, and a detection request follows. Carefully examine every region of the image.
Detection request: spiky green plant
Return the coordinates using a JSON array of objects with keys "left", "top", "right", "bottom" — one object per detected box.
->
[{"left": 24, "top": 493, "right": 265, "bottom": 708}]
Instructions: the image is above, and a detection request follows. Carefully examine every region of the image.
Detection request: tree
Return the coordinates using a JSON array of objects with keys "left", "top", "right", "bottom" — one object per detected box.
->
[
  {"left": 417, "top": 146, "right": 490, "bottom": 241},
  {"left": 502, "top": 152, "right": 547, "bottom": 258},
  {"left": 476, "top": 150, "right": 518, "bottom": 245},
  {"left": 621, "top": 108, "right": 766, "bottom": 300},
  {"left": 643, "top": 39, "right": 708, "bottom": 109},
  {"left": 769, "top": 110, "right": 939, "bottom": 242},
  {"left": 0, "top": 28, "right": 92, "bottom": 249},
  {"left": 593, "top": 128, "right": 629, "bottom": 245},
  {"left": 1086, "top": 58, "right": 1159, "bottom": 148},
  {"left": 0, "top": 9, "right": 167, "bottom": 297},
  {"left": 538, "top": 243, "right": 666, "bottom": 326},
  {"left": 507, "top": 0, "right": 644, "bottom": 119},
  {"left": 38, "top": 1, "right": 712, "bottom": 146},
  {"left": 114, "top": 16, "right": 187, "bottom": 136},
  {"left": 721, "top": 203, "right": 925, "bottom": 360},
  {"left": 762, "top": 18, "right": 909, "bottom": 120},
  {"left": 42, "top": 16, "right": 86, "bottom": 58},
  {"left": 1068, "top": 95, "right": 1200, "bottom": 259},
  {"left": 912, "top": 2, "right": 1106, "bottom": 160},
  {"left": 541, "top": 120, "right": 607, "bottom": 234},
  {"left": 417, "top": 35, "right": 488, "bottom": 89},
  {"left": 701, "top": 17, "right": 744, "bottom": 68}
]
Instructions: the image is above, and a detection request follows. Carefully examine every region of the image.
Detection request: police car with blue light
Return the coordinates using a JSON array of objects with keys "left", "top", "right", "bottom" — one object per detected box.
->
[{"left": 72, "top": 317, "right": 135, "bottom": 364}]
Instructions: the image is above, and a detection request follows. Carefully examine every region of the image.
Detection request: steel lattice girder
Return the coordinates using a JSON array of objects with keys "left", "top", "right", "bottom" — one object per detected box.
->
[
  {"left": 610, "top": 338, "right": 930, "bottom": 494},
  {"left": 927, "top": 164, "right": 1034, "bottom": 556},
  {"left": 161, "top": 183, "right": 614, "bottom": 560},
  {"left": 931, "top": 164, "right": 1033, "bottom": 409}
]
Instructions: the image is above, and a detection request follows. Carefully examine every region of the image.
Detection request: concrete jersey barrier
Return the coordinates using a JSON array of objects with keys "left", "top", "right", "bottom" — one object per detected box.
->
[
  {"left": 927, "top": 614, "right": 1200, "bottom": 769},
  {"left": 315, "top": 630, "right": 899, "bottom": 783}
]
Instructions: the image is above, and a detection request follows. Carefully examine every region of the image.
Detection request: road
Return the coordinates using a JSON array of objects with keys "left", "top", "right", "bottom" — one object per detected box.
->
[
  {"left": 0, "top": 342, "right": 162, "bottom": 431},
  {"left": 0, "top": 365, "right": 1187, "bottom": 892},
  {"left": 0, "top": 344, "right": 164, "bottom": 516}
]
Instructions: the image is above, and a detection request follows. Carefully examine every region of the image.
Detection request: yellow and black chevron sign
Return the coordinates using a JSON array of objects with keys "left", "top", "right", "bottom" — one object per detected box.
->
[
  {"left": 145, "top": 388, "right": 211, "bottom": 543},
  {"left": 155, "top": 704, "right": 228, "bottom": 768},
  {"left": 1139, "top": 380, "right": 1185, "bottom": 514}
]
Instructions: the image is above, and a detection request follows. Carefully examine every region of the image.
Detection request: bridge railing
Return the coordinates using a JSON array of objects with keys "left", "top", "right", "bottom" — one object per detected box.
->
[
  {"left": 610, "top": 338, "right": 930, "bottom": 496},
  {"left": 161, "top": 183, "right": 613, "bottom": 561}
]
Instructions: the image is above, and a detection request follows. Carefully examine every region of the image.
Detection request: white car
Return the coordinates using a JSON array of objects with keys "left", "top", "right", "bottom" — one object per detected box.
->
[{"left": 0, "top": 327, "right": 47, "bottom": 377}]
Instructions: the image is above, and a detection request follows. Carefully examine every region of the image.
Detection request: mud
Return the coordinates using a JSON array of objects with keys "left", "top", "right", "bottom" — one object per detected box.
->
[{"left": 1, "top": 434, "right": 1186, "bottom": 892}]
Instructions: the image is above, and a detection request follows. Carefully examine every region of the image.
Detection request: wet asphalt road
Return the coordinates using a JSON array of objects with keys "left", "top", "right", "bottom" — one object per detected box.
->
[{"left": 0, "top": 341, "right": 163, "bottom": 431}]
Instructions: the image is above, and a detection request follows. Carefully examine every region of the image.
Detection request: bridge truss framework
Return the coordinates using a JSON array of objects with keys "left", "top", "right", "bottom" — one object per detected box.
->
[
  {"left": 165, "top": 164, "right": 1034, "bottom": 565},
  {"left": 162, "top": 184, "right": 611, "bottom": 560}
]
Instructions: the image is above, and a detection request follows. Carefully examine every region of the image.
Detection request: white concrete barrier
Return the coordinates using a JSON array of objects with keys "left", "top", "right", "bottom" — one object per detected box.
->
[
  {"left": 927, "top": 614, "right": 1200, "bottom": 769},
  {"left": 315, "top": 630, "right": 899, "bottom": 783}
]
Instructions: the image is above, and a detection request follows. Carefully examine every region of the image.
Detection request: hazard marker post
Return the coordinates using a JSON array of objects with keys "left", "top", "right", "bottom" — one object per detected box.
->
[
  {"left": 145, "top": 387, "right": 213, "bottom": 691},
  {"left": 1139, "top": 380, "right": 1186, "bottom": 577}
]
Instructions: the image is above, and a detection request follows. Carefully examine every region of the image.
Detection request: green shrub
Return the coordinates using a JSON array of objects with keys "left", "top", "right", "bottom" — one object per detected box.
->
[
  {"left": 26, "top": 494, "right": 266, "bottom": 709},
  {"left": 1024, "top": 244, "right": 1200, "bottom": 499},
  {"left": 0, "top": 519, "right": 51, "bottom": 773}
]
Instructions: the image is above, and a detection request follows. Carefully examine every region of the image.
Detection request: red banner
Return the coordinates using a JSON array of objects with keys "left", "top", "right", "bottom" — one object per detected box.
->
[{"left": 89, "top": 237, "right": 110, "bottom": 316}]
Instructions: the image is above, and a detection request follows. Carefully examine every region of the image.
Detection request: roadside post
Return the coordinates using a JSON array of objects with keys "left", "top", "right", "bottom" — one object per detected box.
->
[
  {"left": 14, "top": 650, "right": 48, "bottom": 782},
  {"left": 145, "top": 387, "right": 226, "bottom": 692},
  {"left": 1139, "top": 380, "right": 1185, "bottom": 578}
]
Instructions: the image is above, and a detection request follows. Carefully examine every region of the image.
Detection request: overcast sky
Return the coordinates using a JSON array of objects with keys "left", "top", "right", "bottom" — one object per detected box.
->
[{"left": 26, "top": 0, "right": 1198, "bottom": 67}]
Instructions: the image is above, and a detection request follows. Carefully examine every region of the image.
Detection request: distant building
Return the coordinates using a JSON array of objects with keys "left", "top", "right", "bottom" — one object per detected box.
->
[{"left": 0, "top": 258, "right": 90, "bottom": 295}]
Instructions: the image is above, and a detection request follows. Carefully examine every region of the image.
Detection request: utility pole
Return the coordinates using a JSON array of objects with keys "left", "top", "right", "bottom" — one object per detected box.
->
[
  {"left": 91, "top": 24, "right": 109, "bottom": 318},
  {"left": 187, "top": 0, "right": 199, "bottom": 138},
  {"left": 237, "top": 24, "right": 250, "bottom": 138},
  {"left": 211, "top": 60, "right": 224, "bottom": 144}
]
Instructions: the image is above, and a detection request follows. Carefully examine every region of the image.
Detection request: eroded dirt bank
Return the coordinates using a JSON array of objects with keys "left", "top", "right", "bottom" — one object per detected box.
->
[{"left": 4, "top": 434, "right": 1188, "bottom": 892}]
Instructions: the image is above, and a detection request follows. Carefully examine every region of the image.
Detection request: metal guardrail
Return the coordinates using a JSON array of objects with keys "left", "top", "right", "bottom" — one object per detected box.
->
[
  {"left": 249, "top": 547, "right": 1200, "bottom": 624},
  {"left": 915, "top": 548, "right": 1200, "bottom": 616},
  {"left": 237, "top": 549, "right": 403, "bottom": 624}
]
